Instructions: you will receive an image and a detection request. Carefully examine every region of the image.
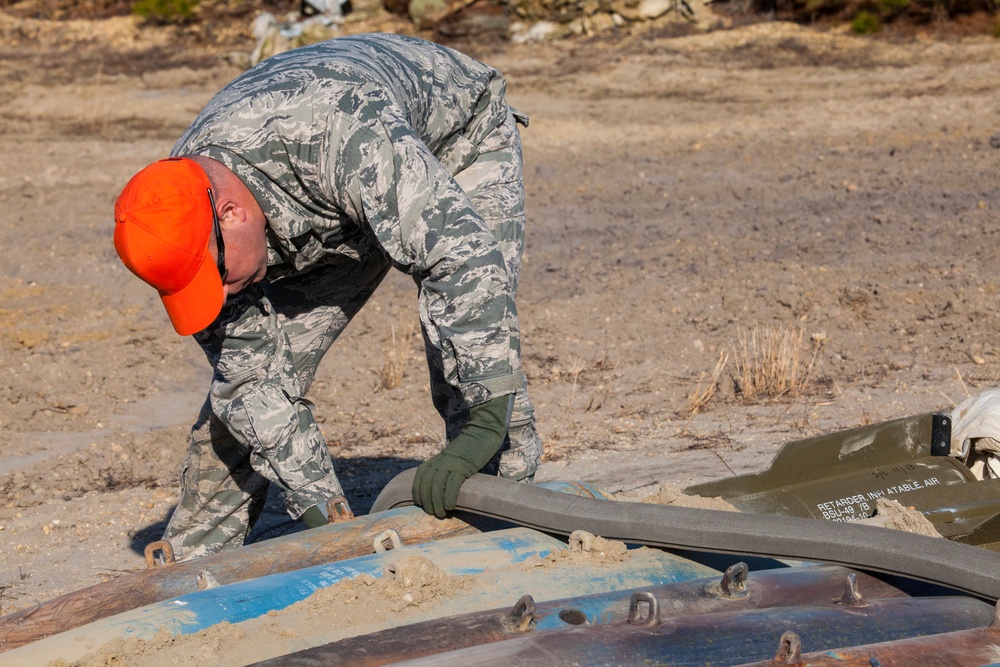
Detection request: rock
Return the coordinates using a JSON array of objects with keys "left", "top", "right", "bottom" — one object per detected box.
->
[
  {"left": 611, "top": 0, "right": 641, "bottom": 19},
  {"left": 637, "top": 0, "right": 673, "bottom": 19},
  {"left": 588, "top": 11, "right": 617, "bottom": 30},
  {"left": 856, "top": 498, "right": 940, "bottom": 538},
  {"left": 511, "top": 20, "right": 563, "bottom": 42},
  {"left": 249, "top": 12, "right": 342, "bottom": 66},
  {"left": 644, "top": 483, "right": 740, "bottom": 512},
  {"left": 409, "top": 0, "right": 448, "bottom": 24}
]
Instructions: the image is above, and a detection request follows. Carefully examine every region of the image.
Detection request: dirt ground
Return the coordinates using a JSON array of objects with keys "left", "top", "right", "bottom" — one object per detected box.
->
[{"left": 1, "top": 5, "right": 999, "bottom": 624}]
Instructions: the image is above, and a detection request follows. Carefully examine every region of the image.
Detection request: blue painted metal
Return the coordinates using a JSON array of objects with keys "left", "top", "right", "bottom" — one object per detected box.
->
[
  {"left": 133, "top": 528, "right": 560, "bottom": 632},
  {"left": 226, "top": 547, "right": 718, "bottom": 665},
  {"left": 10, "top": 469, "right": 999, "bottom": 667},
  {"left": 1, "top": 527, "right": 719, "bottom": 665},
  {"left": 249, "top": 564, "right": 914, "bottom": 666},
  {"left": 531, "top": 564, "right": 908, "bottom": 630},
  {"left": 0, "top": 528, "right": 561, "bottom": 664},
  {"left": 0, "top": 504, "right": 484, "bottom": 651},
  {"left": 0, "top": 479, "right": 609, "bottom": 653}
]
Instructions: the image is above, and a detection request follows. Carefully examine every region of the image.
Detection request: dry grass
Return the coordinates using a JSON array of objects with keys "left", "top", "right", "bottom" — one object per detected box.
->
[
  {"left": 686, "top": 324, "right": 821, "bottom": 413},
  {"left": 376, "top": 319, "right": 417, "bottom": 390},
  {"left": 687, "top": 349, "right": 729, "bottom": 414},
  {"left": 732, "top": 324, "right": 817, "bottom": 401},
  {"left": 566, "top": 356, "right": 586, "bottom": 410}
]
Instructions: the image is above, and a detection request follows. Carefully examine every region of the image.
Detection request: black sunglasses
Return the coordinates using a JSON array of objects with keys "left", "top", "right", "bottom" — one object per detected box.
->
[{"left": 207, "top": 188, "right": 226, "bottom": 280}]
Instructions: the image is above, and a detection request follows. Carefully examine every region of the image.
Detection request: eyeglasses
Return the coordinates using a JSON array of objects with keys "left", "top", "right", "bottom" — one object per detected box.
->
[{"left": 207, "top": 188, "right": 226, "bottom": 280}]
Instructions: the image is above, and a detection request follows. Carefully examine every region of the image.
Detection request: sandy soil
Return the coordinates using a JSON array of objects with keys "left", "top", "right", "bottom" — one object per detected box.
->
[{"left": 1, "top": 7, "right": 999, "bottom": 623}]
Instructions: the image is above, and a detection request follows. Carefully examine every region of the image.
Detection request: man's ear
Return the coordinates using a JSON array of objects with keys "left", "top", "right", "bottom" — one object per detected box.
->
[{"left": 217, "top": 197, "right": 247, "bottom": 227}]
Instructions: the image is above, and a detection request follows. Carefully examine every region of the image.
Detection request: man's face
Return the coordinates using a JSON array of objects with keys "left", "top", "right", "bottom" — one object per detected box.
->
[{"left": 211, "top": 205, "right": 269, "bottom": 300}]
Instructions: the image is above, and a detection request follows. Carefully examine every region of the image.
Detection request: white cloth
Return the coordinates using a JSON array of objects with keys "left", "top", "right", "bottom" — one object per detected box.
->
[{"left": 950, "top": 389, "right": 1000, "bottom": 480}]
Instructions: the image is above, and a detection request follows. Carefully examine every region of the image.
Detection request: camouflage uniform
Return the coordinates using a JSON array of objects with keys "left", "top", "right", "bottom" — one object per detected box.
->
[{"left": 161, "top": 34, "right": 543, "bottom": 560}]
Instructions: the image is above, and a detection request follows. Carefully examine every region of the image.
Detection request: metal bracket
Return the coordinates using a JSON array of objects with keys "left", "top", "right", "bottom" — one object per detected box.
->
[
  {"left": 143, "top": 540, "right": 175, "bottom": 569},
  {"left": 196, "top": 570, "right": 220, "bottom": 590},
  {"left": 568, "top": 530, "right": 596, "bottom": 553},
  {"left": 374, "top": 529, "right": 403, "bottom": 553},
  {"left": 719, "top": 561, "right": 750, "bottom": 599},
  {"left": 836, "top": 572, "right": 868, "bottom": 607},
  {"left": 501, "top": 595, "right": 537, "bottom": 633},
  {"left": 327, "top": 495, "right": 355, "bottom": 523},
  {"left": 627, "top": 591, "right": 660, "bottom": 627},
  {"left": 772, "top": 631, "right": 802, "bottom": 664},
  {"left": 931, "top": 412, "right": 951, "bottom": 456}
]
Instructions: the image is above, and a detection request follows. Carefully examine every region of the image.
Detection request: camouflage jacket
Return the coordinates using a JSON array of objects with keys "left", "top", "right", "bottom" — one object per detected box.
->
[{"left": 171, "top": 34, "right": 526, "bottom": 479}]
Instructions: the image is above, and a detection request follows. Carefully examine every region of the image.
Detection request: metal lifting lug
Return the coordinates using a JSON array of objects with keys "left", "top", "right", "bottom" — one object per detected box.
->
[
  {"left": 373, "top": 529, "right": 404, "bottom": 553},
  {"left": 568, "top": 530, "right": 596, "bottom": 553},
  {"left": 500, "top": 595, "right": 537, "bottom": 633},
  {"left": 327, "top": 495, "right": 355, "bottom": 523},
  {"left": 627, "top": 591, "right": 660, "bottom": 627},
  {"left": 143, "top": 540, "right": 175, "bottom": 569},
  {"left": 772, "top": 631, "right": 802, "bottom": 665},
  {"left": 836, "top": 572, "right": 868, "bottom": 607},
  {"left": 196, "top": 570, "right": 220, "bottom": 590},
  {"left": 719, "top": 561, "right": 750, "bottom": 599}
]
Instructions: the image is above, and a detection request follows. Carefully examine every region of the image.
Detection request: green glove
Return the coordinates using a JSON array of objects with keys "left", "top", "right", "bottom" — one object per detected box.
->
[{"left": 413, "top": 394, "right": 513, "bottom": 518}]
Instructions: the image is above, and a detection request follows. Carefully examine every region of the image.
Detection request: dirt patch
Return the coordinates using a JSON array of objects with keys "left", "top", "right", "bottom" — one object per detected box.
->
[
  {"left": 641, "top": 483, "right": 739, "bottom": 511},
  {"left": 49, "top": 625, "right": 252, "bottom": 667},
  {"left": 520, "top": 531, "right": 633, "bottom": 568},
  {"left": 855, "top": 497, "right": 943, "bottom": 537},
  {"left": 53, "top": 538, "right": 635, "bottom": 665},
  {"left": 60, "top": 554, "right": 474, "bottom": 667},
  {"left": 1, "top": 5, "right": 999, "bottom": 647}
]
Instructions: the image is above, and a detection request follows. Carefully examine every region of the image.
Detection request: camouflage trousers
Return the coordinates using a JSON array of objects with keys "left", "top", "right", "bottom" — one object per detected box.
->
[{"left": 162, "top": 111, "right": 543, "bottom": 560}]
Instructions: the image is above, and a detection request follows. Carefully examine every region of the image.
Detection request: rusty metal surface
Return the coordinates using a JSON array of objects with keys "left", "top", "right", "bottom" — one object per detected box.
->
[
  {"left": 733, "top": 612, "right": 1000, "bottom": 666},
  {"left": 251, "top": 564, "right": 913, "bottom": 666},
  {"left": 250, "top": 596, "right": 538, "bottom": 667},
  {"left": 0, "top": 481, "right": 611, "bottom": 653},
  {"left": 0, "top": 506, "right": 486, "bottom": 652},
  {"left": 0, "top": 539, "right": 718, "bottom": 665},
  {"left": 393, "top": 595, "right": 995, "bottom": 666}
]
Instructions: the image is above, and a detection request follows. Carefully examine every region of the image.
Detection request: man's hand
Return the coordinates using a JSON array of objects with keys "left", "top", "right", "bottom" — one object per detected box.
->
[{"left": 413, "top": 394, "right": 513, "bottom": 518}]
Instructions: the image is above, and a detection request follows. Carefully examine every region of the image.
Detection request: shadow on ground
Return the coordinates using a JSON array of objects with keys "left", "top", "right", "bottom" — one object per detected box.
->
[{"left": 127, "top": 456, "right": 422, "bottom": 555}]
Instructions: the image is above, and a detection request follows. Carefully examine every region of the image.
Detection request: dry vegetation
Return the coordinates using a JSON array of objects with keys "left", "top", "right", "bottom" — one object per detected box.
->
[
  {"left": 687, "top": 325, "right": 822, "bottom": 414},
  {"left": 1, "top": 0, "right": 997, "bottom": 38},
  {"left": 732, "top": 324, "right": 818, "bottom": 401},
  {"left": 687, "top": 349, "right": 729, "bottom": 414},
  {"left": 376, "top": 317, "right": 418, "bottom": 390},
  {"left": 1, "top": 0, "right": 999, "bottom": 617}
]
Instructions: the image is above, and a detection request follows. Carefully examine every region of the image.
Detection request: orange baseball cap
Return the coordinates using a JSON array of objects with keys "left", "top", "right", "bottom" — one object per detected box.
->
[{"left": 114, "top": 157, "right": 224, "bottom": 336}]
